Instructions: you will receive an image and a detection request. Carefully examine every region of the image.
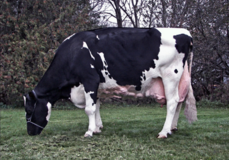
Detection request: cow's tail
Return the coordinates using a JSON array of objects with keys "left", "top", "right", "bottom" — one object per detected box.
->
[{"left": 184, "top": 47, "right": 198, "bottom": 123}]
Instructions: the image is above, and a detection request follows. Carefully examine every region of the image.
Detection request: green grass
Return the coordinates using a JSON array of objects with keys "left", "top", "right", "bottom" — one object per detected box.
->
[{"left": 1, "top": 104, "right": 229, "bottom": 160}]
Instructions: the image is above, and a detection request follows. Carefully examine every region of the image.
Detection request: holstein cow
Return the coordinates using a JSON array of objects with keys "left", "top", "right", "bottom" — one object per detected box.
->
[{"left": 24, "top": 28, "right": 197, "bottom": 138}]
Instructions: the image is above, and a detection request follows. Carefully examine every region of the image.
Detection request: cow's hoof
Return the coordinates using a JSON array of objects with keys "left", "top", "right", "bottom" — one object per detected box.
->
[
  {"left": 93, "top": 129, "right": 101, "bottom": 134},
  {"left": 93, "top": 132, "right": 101, "bottom": 135},
  {"left": 84, "top": 131, "right": 93, "bottom": 138},
  {"left": 158, "top": 130, "right": 171, "bottom": 138},
  {"left": 157, "top": 134, "right": 167, "bottom": 139},
  {"left": 97, "top": 125, "right": 103, "bottom": 129},
  {"left": 84, "top": 134, "right": 93, "bottom": 138},
  {"left": 171, "top": 128, "right": 178, "bottom": 132}
]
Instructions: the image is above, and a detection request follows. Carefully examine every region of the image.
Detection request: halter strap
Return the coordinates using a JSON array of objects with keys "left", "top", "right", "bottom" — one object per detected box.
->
[
  {"left": 26, "top": 95, "right": 44, "bottom": 129},
  {"left": 32, "top": 90, "right": 38, "bottom": 99},
  {"left": 27, "top": 121, "right": 44, "bottom": 129}
]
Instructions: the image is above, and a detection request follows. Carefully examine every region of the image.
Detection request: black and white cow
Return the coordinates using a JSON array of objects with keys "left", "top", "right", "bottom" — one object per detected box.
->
[{"left": 24, "top": 28, "right": 197, "bottom": 138}]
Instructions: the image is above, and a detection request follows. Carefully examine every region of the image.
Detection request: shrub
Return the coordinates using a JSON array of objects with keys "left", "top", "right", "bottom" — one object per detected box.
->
[{"left": 0, "top": 0, "right": 100, "bottom": 105}]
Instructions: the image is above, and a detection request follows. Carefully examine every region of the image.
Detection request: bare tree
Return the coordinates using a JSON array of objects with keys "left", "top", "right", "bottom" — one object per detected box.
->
[
  {"left": 188, "top": 0, "right": 229, "bottom": 101},
  {"left": 101, "top": 0, "right": 148, "bottom": 27},
  {"left": 142, "top": 0, "right": 195, "bottom": 28},
  {"left": 102, "top": 0, "right": 195, "bottom": 28},
  {"left": 118, "top": 0, "right": 146, "bottom": 27},
  {"left": 108, "top": 0, "right": 123, "bottom": 27}
]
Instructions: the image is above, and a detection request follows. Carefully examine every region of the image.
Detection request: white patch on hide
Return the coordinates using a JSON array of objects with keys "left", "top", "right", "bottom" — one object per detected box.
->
[
  {"left": 97, "top": 52, "right": 107, "bottom": 67},
  {"left": 82, "top": 41, "right": 95, "bottom": 60},
  {"left": 87, "top": 91, "right": 94, "bottom": 95},
  {"left": 63, "top": 33, "right": 75, "bottom": 42},
  {"left": 97, "top": 52, "right": 119, "bottom": 89},
  {"left": 96, "top": 35, "right": 100, "bottom": 40},
  {"left": 155, "top": 28, "right": 191, "bottom": 69},
  {"left": 23, "top": 96, "right": 26, "bottom": 107},
  {"left": 156, "top": 28, "right": 191, "bottom": 39},
  {"left": 155, "top": 38, "right": 177, "bottom": 68},
  {"left": 46, "top": 102, "right": 52, "bottom": 121},
  {"left": 84, "top": 91, "right": 96, "bottom": 114},
  {"left": 140, "top": 68, "right": 159, "bottom": 93},
  {"left": 70, "top": 85, "right": 86, "bottom": 109},
  {"left": 137, "top": 28, "right": 189, "bottom": 85},
  {"left": 90, "top": 64, "right": 94, "bottom": 68}
]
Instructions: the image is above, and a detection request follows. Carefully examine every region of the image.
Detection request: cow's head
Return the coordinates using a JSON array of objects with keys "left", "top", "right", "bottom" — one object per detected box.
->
[{"left": 24, "top": 90, "right": 51, "bottom": 136}]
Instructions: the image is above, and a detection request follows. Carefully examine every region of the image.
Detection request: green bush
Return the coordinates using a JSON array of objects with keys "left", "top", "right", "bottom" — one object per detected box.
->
[
  {"left": 0, "top": 0, "right": 100, "bottom": 105},
  {"left": 197, "top": 98, "right": 229, "bottom": 108}
]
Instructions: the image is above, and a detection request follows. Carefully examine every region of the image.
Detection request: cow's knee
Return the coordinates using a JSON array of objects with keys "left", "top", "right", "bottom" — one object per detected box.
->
[{"left": 85, "top": 105, "right": 96, "bottom": 116}]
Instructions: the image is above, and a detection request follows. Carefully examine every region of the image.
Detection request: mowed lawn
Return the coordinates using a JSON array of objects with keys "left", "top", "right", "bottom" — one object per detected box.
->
[{"left": 1, "top": 103, "right": 229, "bottom": 160}]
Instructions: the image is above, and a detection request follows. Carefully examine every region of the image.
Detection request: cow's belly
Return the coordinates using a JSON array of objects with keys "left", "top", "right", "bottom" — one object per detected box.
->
[
  {"left": 98, "top": 63, "right": 190, "bottom": 104},
  {"left": 70, "top": 63, "right": 190, "bottom": 105}
]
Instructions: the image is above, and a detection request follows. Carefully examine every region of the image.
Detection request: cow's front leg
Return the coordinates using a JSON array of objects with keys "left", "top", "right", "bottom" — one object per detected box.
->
[
  {"left": 94, "top": 99, "right": 103, "bottom": 134},
  {"left": 84, "top": 91, "right": 97, "bottom": 137}
]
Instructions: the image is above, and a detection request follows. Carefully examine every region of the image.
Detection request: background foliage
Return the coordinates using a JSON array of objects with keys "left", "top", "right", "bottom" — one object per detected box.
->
[
  {"left": 0, "top": 0, "right": 229, "bottom": 105},
  {"left": 0, "top": 0, "right": 100, "bottom": 105}
]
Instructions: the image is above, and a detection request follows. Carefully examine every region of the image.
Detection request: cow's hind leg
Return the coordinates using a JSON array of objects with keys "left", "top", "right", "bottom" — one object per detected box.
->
[
  {"left": 171, "top": 102, "right": 182, "bottom": 132},
  {"left": 158, "top": 75, "right": 181, "bottom": 138},
  {"left": 158, "top": 98, "right": 179, "bottom": 138}
]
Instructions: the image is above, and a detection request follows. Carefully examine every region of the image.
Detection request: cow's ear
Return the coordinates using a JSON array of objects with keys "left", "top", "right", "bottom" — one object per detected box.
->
[{"left": 29, "top": 91, "right": 37, "bottom": 100}]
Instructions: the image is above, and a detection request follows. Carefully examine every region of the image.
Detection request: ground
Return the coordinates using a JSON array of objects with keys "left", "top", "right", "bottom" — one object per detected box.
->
[{"left": 1, "top": 103, "right": 229, "bottom": 159}]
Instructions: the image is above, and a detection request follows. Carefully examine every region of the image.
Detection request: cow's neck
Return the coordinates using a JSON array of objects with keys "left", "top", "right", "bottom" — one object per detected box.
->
[{"left": 34, "top": 63, "right": 74, "bottom": 104}]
